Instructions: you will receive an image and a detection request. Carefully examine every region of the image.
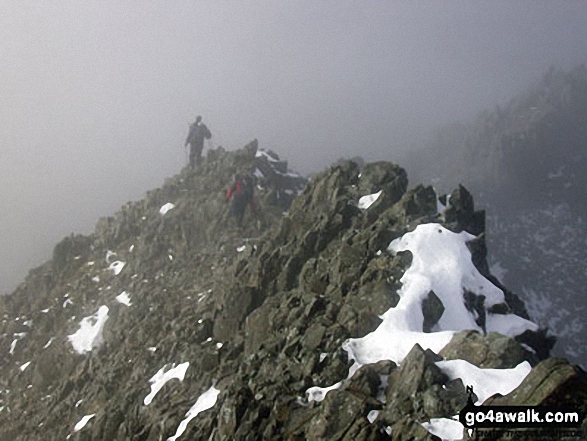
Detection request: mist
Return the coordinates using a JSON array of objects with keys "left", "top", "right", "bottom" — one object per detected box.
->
[{"left": 1, "top": 1, "right": 587, "bottom": 294}]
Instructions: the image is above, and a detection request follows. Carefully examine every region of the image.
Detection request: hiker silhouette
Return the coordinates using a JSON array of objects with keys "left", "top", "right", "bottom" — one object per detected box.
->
[
  {"left": 184, "top": 116, "right": 212, "bottom": 167},
  {"left": 226, "top": 174, "right": 256, "bottom": 227}
]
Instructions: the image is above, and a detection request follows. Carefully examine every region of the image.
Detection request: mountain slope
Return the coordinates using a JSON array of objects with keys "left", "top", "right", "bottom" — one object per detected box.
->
[{"left": 1, "top": 143, "right": 585, "bottom": 440}]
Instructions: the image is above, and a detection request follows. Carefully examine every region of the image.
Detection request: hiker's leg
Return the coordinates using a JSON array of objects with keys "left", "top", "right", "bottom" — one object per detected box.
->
[
  {"left": 189, "top": 145, "right": 196, "bottom": 167},
  {"left": 236, "top": 208, "right": 245, "bottom": 227}
]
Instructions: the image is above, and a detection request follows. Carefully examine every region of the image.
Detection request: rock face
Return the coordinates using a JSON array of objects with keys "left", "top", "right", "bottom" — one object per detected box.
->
[{"left": 0, "top": 144, "right": 585, "bottom": 440}]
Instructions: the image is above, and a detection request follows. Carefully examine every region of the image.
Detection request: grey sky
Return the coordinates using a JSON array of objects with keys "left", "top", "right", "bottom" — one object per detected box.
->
[{"left": 1, "top": 1, "right": 586, "bottom": 293}]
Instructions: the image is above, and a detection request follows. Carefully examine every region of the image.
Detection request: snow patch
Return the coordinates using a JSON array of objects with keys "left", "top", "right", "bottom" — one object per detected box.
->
[
  {"left": 358, "top": 190, "right": 382, "bottom": 210},
  {"left": 144, "top": 362, "right": 190, "bottom": 406},
  {"left": 255, "top": 150, "right": 279, "bottom": 162},
  {"left": 74, "top": 414, "right": 95, "bottom": 432},
  {"left": 68, "top": 306, "right": 109, "bottom": 354},
  {"left": 19, "top": 361, "right": 31, "bottom": 372},
  {"left": 306, "top": 381, "right": 342, "bottom": 403},
  {"left": 167, "top": 385, "right": 220, "bottom": 441},
  {"left": 108, "top": 260, "right": 126, "bottom": 275},
  {"left": 367, "top": 410, "right": 379, "bottom": 423},
  {"left": 9, "top": 333, "right": 26, "bottom": 355},
  {"left": 160, "top": 203, "right": 175, "bottom": 215},
  {"left": 422, "top": 417, "right": 463, "bottom": 440},
  {"left": 116, "top": 291, "right": 132, "bottom": 306},
  {"left": 305, "top": 223, "right": 537, "bottom": 402},
  {"left": 436, "top": 360, "right": 531, "bottom": 404}
]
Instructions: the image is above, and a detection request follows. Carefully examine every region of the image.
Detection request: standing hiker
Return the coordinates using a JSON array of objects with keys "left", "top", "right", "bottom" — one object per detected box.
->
[
  {"left": 185, "top": 116, "right": 212, "bottom": 167},
  {"left": 226, "top": 174, "right": 256, "bottom": 227}
]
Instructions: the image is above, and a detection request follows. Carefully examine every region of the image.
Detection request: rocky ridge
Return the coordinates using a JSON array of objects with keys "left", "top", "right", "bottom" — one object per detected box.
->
[{"left": 0, "top": 143, "right": 585, "bottom": 440}]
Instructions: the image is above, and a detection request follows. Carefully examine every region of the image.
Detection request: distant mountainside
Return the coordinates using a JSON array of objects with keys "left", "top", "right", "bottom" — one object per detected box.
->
[
  {"left": 409, "top": 64, "right": 587, "bottom": 212},
  {"left": 405, "top": 65, "right": 587, "bottom": 369},
  {"left": 1, "top": 142, "right": 585, "bottom": 440}
]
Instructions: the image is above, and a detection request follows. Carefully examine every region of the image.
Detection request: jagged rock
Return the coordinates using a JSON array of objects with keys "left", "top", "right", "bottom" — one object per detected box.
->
[
  {"left": 391, "top": 184, "right": 437, "bottom": 221},
  {"left": 384, "top": 345, "right": 447, "bottom": 411},
  {"left": 440, "top": 330, "right": 534, "bottom": 368},
  {"left": 347, "top": 360, "right": 396, "bottom": 397},
  {"left": 421, "top": 290, "right": 444, "bottom": 333},
  {"left": 444, "top": 184, "right": 485, "bottom": 236},
  {"left": 306, "top": 389, "right": 380, "bottom": 440}
]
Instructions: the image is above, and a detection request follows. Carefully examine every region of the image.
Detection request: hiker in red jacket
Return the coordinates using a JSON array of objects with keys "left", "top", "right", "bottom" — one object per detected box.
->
[{"left": 226, "top": 174, "right": 256, "bottom": 227}]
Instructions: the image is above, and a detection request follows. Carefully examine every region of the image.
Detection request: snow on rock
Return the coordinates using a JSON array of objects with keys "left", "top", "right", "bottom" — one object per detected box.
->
[
  {"left": 255, "top": 149, "right": 279, "bottom": 162},
  {"left": 486, "top": 312, "right": 538, "bottom": 338},
  {"left": 19, "top": 361, "right": 31, "bottom": 372},
  {"left": 116, "top": 291, "right": 132, "bottom": 306},
  {"left": 358, "top": 190, "right": 382, "bottom": 210},
  {"left": 306, "top": 381, "right": 342, "bottom": 403},
  {"left": 343, "top": 330, "right": 455, "bottom": 371},
  {"left": 160, "top": 203, "right": 175, "bottom": 215},
  {"left": 421, "top": 417, "right": 463, "bottom": 440},
  {"left": 108, "top": 261, "right": 126, "bottom": 275},
  {"left": 68, "top": 306, "right": 109, "bottom": 354},
  {"left": 367, "top": 410, "right": 379, "bottom": 423},
  {"left": 9, "top": 332, "right": 26, "bottom": 355},
  {"left": 167, "top": 385, "right": 220, "bottom": 441},
  {"left": 144, "top": 362, "right": 189, "bottom": 406},
  {"left": 388, "top": 224, "right": 509, "bottom": 330},
  {"left": 436, "top": 360, "right": 532, "bottom": 404},
  {"left": 308, "top": 223, "right": 537, "bottom": 401},
  {"left": 73, "top": 414, "right": 95, "bottom": 432}
]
